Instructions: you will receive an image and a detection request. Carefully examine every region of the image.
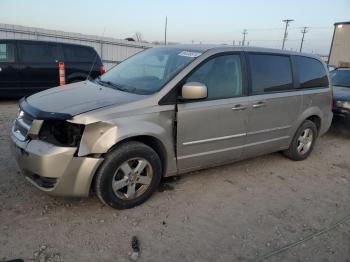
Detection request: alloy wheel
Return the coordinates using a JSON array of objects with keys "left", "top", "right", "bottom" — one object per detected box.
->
[
  {"left": 297, "top": 128, "right": 314, "bottom": 155},
  {"left": 111, "top": 158, "right": 153, "bottom": 200}
]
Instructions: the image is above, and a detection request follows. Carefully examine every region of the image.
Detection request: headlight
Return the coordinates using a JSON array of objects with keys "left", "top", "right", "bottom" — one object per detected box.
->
[
  {"left": 336, "top": 101, "right": 350, "bottom": 110},
  {"left": 39, "top": 120, "right": 85, "bottom": 147},
  {"left": 16, "top": 109, "right": 25, "bottom": 118}
]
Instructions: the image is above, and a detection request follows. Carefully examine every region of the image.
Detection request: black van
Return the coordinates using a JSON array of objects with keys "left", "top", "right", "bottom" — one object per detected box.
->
[{"left": 0, "top": 39, "right": 105, "bottom": 97}]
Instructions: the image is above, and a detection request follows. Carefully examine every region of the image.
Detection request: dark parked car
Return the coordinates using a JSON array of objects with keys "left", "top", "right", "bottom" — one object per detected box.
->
[
  {"left": 0, "top": 39, "right": 105, "bottom": 97},
  {"left": 330, "top": 68, "right": 350, "bottom": 126}
]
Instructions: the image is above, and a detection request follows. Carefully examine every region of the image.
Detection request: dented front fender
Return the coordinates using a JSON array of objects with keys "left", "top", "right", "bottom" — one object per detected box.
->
[{"left": 78, "top": 121, "right": 118, "bottom": 156}]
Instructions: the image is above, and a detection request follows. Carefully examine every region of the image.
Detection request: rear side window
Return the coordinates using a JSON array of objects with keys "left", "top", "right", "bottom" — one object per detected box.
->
[
  {"left": 63, "top": 45, "right": 95, "bottom": 62},
  {"left": 295, "top": 56, "right": 328, "bottom": 88},
  {"left": 186, "top": 54, "right": 243, "bottom": 99},
  {"left": 19, "top": 42, "right": 57, "bottom": 63},
  {"left": 248, "top": 54, "right": 293, "bottom": 94},
  {"left": 0, "top": 42, "right": 15, "bottom": 63}
]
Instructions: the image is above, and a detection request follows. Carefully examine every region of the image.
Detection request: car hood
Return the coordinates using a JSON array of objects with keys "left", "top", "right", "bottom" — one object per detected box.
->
[
  {"left": 24, "top": 81, "right": 148, "bottom": 118},
  {"left": 333, "top": 85, "right": 350, "bottom": 101}
]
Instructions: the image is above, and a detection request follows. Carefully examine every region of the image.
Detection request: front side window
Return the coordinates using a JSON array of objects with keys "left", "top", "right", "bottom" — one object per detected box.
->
[
  {"left": 100, "top": 48, "right": 200, "bottom": 94},
  {"left": 19, "top": 43, "right": 57, "bottom": 63},
  {"left": 248, "top": 54, "right": 293, "bottom": 94},
  {"left": 331, "top": 70, "right": 350, "bottom": 88},
  {"left": 295, "top": 56, "right": 328, "bottom": 88},
  {"left": 186, "top": 54, "right": 242, "bottom": 99},
  {"left": 0, "top": 43, "right": 15, "bottom": 63}
]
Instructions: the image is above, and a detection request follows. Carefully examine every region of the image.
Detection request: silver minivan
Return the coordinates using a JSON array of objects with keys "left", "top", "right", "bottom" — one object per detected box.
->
[{"left": 11, "top": 46, "right": 333, "bottom": 209}]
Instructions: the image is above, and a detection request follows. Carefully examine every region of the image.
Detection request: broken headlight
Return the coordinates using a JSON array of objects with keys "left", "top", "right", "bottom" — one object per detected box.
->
[
  {"left": 39, "top": 120, "right": 85, "bottom": 147},
  {"left": 336, "top": 100, "right": 350, "bottom": 110}
]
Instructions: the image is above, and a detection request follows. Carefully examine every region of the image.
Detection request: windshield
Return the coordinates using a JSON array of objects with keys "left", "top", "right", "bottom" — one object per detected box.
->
[
  {"left": 99, "top": 48, "right": 202, "bottom": 94},
  {"left": 331, "top": 69, "right": 350, "bottom": 88}
]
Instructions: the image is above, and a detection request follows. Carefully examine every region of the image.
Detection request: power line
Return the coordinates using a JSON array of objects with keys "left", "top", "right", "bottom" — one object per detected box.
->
[
  {"left": 235, "top": 26, "right": 331, "bottom": 32},
  {"left": 299, "top": 26, "right": 308, "bottom": 52},
  {"left": 282, "top": 19, "right": 294, "bottom": 49}
]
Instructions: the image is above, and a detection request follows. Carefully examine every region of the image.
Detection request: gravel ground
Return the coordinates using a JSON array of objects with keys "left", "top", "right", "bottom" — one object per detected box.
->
[{"left": 0, "top": 100, "right": 350, "bottom": 262}]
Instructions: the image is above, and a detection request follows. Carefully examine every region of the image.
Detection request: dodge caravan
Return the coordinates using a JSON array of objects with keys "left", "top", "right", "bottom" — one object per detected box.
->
[{"left": 11, "top": 46, "right": 333, "bottom": 209}]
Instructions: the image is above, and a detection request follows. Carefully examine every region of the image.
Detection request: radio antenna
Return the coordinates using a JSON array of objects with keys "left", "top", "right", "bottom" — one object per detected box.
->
[{"left": 86, "top": 27, "right": 106, "bottom": 81}]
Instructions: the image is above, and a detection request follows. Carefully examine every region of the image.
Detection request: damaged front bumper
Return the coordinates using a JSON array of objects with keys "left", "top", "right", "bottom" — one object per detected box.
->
[
  {"left": 11, "top": 134, "right": 103, "bottom": 197},
  {"left": 10, "top": 102, "right": 103, "bottom": 197}
]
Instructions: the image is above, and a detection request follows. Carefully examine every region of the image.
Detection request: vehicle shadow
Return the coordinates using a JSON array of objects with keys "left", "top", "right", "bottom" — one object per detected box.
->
[{"left": 328, "top": 118, "right": 350, "bottom": 139}]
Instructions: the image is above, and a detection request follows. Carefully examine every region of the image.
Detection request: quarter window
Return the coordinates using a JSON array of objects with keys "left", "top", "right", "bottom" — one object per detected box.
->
[
  {"left": 248, "top": 54, "right": 293, "bottom": 94},
  {"left": 0, "top": 43, "right": 15, "bottom": 63},
  {"left": 63, "top": 45, "right": 95, "bottom": 62},
  {"left": 295, "top": 56, "right": 328, "bottom": 88},
  {"left": 186, "top": 54, "right": 243, "bottom": 99},
  {"left": 19, "top": 43, "right": 57, "bottom": 63}
]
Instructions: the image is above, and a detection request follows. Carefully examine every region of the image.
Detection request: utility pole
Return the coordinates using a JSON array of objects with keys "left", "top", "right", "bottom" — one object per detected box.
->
[
  {"left": 164, "top": 16, "right": 167, "bottom": 45},
  {"left": 242, "top": 29, "right": 247, "bottom": 46},
  {"left": 282, "top": 19, "right": 294, "bottom": 50},
  {"left": 299, "top": 26, "right": 308, "bottom": 52}
]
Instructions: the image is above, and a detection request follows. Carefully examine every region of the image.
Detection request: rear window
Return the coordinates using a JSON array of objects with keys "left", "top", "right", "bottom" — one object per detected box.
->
[
  {"left": 19, "top": 42, "right": 57, "bottom": 63},
  {"left": 295, "top": 56, "right": 328, "bottom": 88},
  {"left": 0, "top": 42, "right": 15, "bottom": 63},
  {"left": 248, "top": 54, "right": 293, "bottom": 94},
  {"left": 63, "top": 45, "right": 95, "bottom": 62}
]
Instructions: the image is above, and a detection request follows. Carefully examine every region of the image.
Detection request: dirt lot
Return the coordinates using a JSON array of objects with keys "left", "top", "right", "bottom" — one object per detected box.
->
[{"left": 0, "top": 100, "right": 350, "bottom": 262}]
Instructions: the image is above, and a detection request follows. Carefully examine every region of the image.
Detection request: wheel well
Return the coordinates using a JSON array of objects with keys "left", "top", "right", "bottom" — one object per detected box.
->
[
  {"left": 68, "top": 77, "right": 85, "bottom": 83},
  {"left": 306, "top": 115, "right": 321, "bottom": 132},
  {"left": 110, "top": 136, "right": 167, "bottom": 176}
]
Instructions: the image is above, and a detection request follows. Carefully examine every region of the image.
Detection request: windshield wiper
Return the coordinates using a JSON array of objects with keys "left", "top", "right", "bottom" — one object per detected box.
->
[{"left": 95, "top": 78, "right": 134, "bottom": 92}]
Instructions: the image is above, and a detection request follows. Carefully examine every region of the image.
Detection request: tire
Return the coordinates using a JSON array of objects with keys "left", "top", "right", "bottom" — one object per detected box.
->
[
  {"left": 283, "top": 120, "right": 318, "bottom": 161},
  {"left": 94, "top": 141, "right": 162, "bottom": 209}
]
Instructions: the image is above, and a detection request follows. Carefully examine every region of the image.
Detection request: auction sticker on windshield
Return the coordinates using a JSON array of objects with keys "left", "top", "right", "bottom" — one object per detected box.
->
[{"left": 178, "top": 51, "right": 202, "bottom": 58}]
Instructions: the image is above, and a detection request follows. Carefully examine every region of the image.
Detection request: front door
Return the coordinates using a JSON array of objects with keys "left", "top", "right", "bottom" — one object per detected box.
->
[{"left": 176, "top": 53, "right": 249, "bottom": 172}]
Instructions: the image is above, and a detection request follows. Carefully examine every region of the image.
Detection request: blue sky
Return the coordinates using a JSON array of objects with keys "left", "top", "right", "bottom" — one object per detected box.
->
[{"left": 0, "top": 0, "right": 349, "bottom": 54}]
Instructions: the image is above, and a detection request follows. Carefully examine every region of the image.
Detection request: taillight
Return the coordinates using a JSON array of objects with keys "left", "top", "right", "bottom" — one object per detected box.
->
[{"left": 99, "top": 65, "right": 106, "bottom": 75}]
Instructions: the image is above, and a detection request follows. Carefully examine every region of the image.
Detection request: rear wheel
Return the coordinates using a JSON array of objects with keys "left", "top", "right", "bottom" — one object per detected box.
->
[
  {"left": 94, "top": 141, "right": 162, "bottom": 209},
  {"left": 283, "top": 120, "right": 318, "bottom": 161}
]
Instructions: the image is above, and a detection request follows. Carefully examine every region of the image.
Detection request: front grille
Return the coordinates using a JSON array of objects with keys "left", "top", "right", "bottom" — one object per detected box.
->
[{"left": 12, "top": 110, "right": 34, "bottom": 141}]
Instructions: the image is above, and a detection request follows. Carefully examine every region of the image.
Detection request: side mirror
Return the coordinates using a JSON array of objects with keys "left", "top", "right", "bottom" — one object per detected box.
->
[{"left": 181, "top": 82, "right": 208, "bottom": 100}]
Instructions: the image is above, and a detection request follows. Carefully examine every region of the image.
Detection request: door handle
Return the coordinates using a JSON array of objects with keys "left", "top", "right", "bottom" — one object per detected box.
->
[
  {"left": 252, "top": 101, "right": 266, "bottom": 108},
  {"left": 0, "top": 67, "right": 2, "bottom": 72},
  {"left": 232, "top": 104, "right": 247, "bottom": 111}
]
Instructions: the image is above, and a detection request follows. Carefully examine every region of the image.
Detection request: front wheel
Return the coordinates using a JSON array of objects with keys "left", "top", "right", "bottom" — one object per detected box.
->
[
  {"left": 283, "top": 120, "right": 318, "bottom": 161},
  {"left": 94, "top": 141, "right": 162, "bottom": 209}
]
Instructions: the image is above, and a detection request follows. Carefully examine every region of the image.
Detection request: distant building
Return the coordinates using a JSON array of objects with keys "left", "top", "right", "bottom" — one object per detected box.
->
[{"left": 329, "top": 21, "right": 350, "bottom": 67}]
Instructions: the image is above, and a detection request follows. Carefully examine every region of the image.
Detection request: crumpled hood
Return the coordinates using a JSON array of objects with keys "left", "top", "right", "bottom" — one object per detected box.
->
[
  {"left": 25, "top": 81, "right": 147, "bottom": 117},
  {"left": 333, "top": 85, "right": 350, "bottom": 101}
]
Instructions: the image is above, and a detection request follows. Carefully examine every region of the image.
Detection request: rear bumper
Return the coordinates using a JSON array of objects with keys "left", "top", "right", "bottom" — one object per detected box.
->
[
  {"left": 11, "top": 133, "right": 103, "bottom": 197},
  {"left": 333, "top": 107, "right": 350, "bottom": 120}
]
